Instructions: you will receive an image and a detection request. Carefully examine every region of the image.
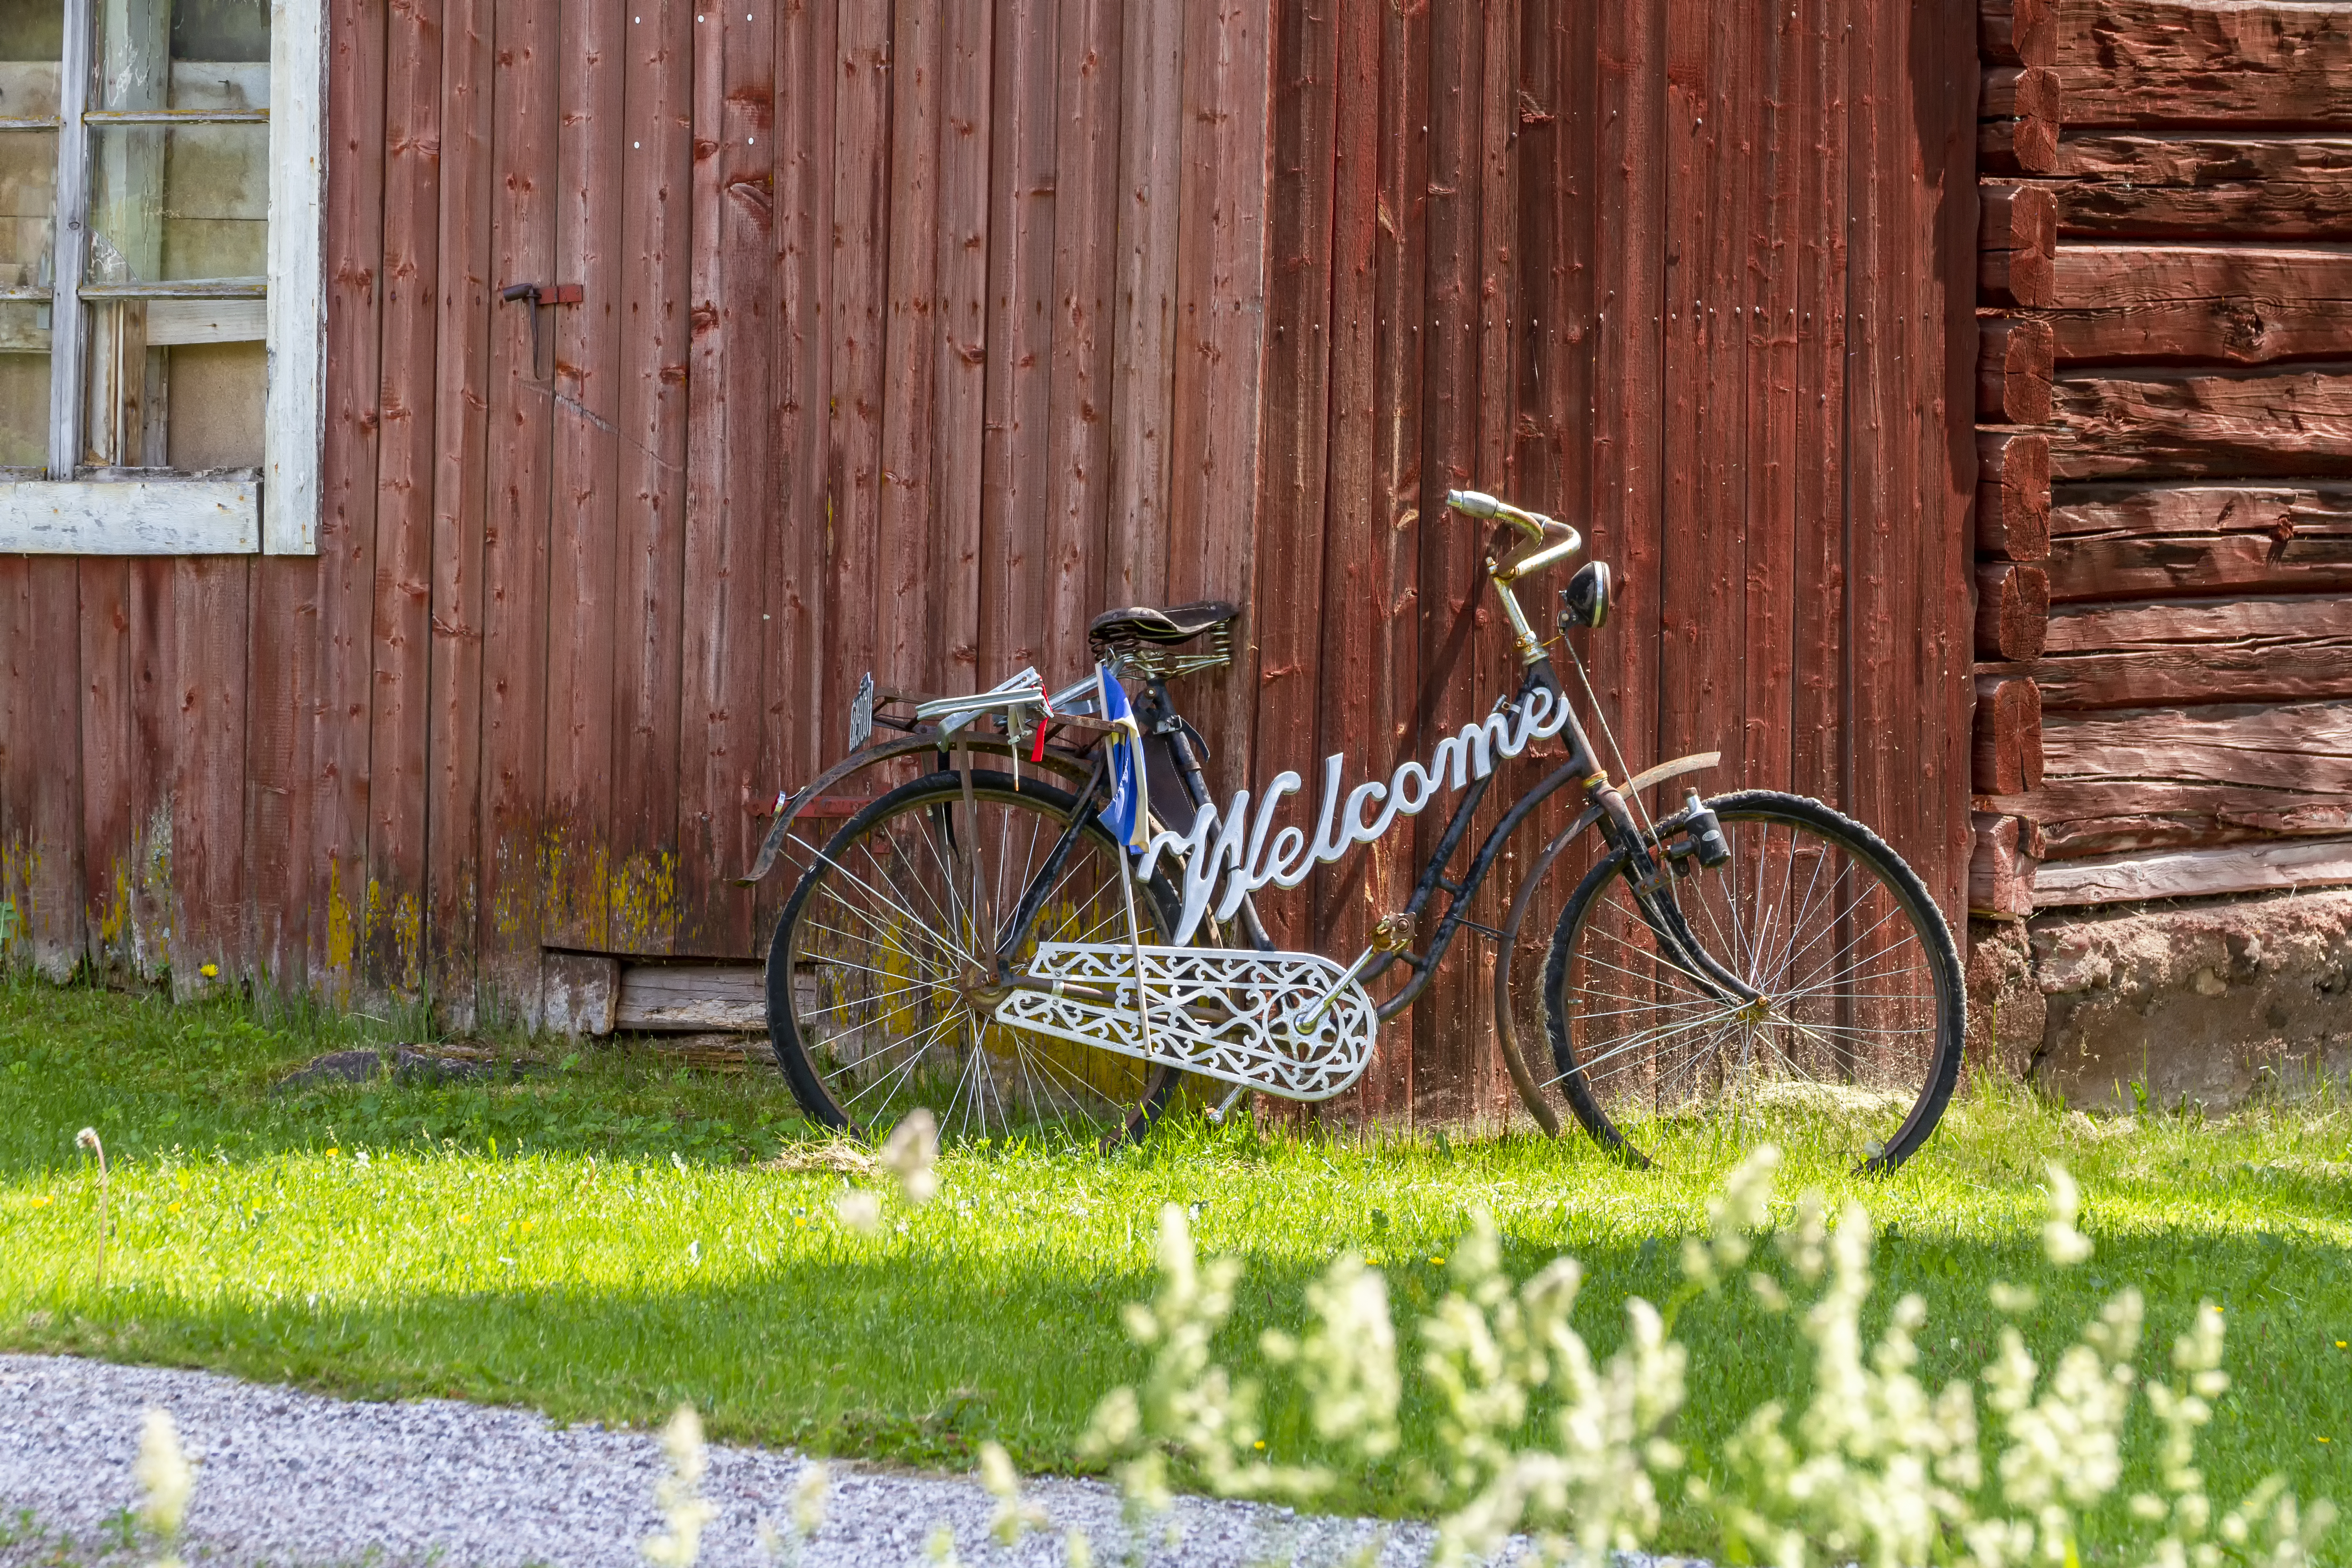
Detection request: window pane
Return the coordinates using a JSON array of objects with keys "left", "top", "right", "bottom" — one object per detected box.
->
[
  {"left": 0, "top": 300, "right": 47, "bottom": 468},
  {"left": 163, "top": 341, "right": 259, "bottom": 469},
  {"left": 0, "top": 0, "right": 62, "bottom": 83},
  {"left": 173, "top": 0, "right": 269, "bottom": 62},
  {"left": 0, "top": 127, "right": 53, "bottom": 286},
  {"left": 89, "top": 121, "right": 265, "bottom": 283}
]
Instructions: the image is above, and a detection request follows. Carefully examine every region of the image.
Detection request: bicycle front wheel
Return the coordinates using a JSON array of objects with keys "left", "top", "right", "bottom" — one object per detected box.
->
[
  {"left": 1542, "top": 790, "right": 1963, "bottom": 1171},
  {"left": 765, "top": 769, "right": 1182, "bottom": 1147}
]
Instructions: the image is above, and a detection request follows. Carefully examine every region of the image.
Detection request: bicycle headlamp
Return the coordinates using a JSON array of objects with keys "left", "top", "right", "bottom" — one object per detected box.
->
[{"left": 1560, "top": 561, "right": 1612, "bottom": 630}]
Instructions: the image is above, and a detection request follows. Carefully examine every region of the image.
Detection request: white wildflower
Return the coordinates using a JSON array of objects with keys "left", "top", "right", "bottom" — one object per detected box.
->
[
  {"left": 834, "top": 1189, "right": 882, "bottom": 1234},
  {"left": 1682, "top": 1144, "right": 1780, "bottom": 1289},
  {"left": 2042, "top": 1162, "right": 2094, "bottom": 1266},
  {"left": 1427, "top": 1211, "right": 1685, "bottom": 1567},
  {"left": 1988, "top": 1280, "right": 2039, "bottom": 1315},
  {"left": 980, "top": 1441, "right": 1049, "bottom": 1546},
  {"left": 642, "top": 1404, "right": 717, "bottom": 1567},
  {"left": 924, "top": 1522, "right": 961, "bottom": 1565},
  {"left": 1260, "top": 1251, "right": 1401, "bottom": 1465},
  {"left": 135, "top": 1408, "right": 192, "bottom": 1567},
  {"left": 880, "top": 1110, "right": 939, "bottom": 1206},
  {"left": 1063, "top": 1526, "right": 1093, "bottom": 1568},
  {"left": 1079, "top": 1204, "right": 1270, "bottom": 1517}
]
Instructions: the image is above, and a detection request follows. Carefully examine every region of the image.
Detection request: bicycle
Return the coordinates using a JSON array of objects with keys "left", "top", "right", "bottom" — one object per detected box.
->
[{"left": 742, "top": 490, "right": 1965, "bottom": 1171}]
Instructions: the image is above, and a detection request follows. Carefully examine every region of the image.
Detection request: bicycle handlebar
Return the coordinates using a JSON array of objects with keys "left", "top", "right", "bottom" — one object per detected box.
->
[{"left": 1445, "top": 489, "right": 1583, "bottom": 582}]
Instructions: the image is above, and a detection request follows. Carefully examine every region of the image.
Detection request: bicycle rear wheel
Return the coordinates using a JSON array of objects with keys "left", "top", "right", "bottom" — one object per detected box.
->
[
  {"left": 1541, "top": 790, "right": 1963, "bottom": 1171},
  {"left": 765, "top": 769, "right": 1182, "bottom": 1147}
]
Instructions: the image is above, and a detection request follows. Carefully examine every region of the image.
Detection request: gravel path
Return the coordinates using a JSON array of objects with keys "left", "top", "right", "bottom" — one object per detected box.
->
[{"left": 0, "top": 1354, "right": 1442, "bottom": 1568}]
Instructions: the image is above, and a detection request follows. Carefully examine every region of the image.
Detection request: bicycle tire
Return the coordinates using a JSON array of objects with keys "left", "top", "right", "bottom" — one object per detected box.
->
[
  {"left": 764, "top": 769, "right": 1183, "bottom": 1147},
  {"left": 1540, "top": 790, "right": 1965, "bottom": 1172}
]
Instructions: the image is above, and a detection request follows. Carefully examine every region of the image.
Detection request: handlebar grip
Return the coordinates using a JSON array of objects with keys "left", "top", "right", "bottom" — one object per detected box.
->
[{"left": 1446, "top": 489, "right": 1502, "bottom": 519}]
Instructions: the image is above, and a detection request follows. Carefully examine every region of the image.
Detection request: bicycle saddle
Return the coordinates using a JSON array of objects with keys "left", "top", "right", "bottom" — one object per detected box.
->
[{"left": 1087, "top": 599, "right": 1239, "bottom": 647}]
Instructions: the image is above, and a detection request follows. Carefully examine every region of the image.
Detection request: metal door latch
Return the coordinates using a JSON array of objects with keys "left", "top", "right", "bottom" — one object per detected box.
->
[{"left": 500, "top": 281, "right": 584, "bottom": 372}]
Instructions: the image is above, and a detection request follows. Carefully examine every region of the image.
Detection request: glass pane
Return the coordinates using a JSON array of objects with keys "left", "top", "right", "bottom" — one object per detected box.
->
[
  {"left": 0, "top": 0, "right": 63, "bottom": 121},
  {"left": 89, "top": 121, "right": 265, "bottom": 283},
  {"left": 0, "top": 0, "right": 62, "bottom": 77},
  {"left": 174, "top": 0, "right": 269, "bottom": 62},
  {"left": 0, "top": 127, "right": 53, "bottom": 286},
  {"left": 163, "top": 340, "right": 260, "bottom": 469},
  {"left": 0, "top": 300, "right": 47, "bottom": 467}
]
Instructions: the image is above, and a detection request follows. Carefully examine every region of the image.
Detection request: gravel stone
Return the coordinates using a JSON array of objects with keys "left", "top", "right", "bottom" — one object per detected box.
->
[{"left": 0, "top": 1354, "right": 1454, "bottom": 1567}]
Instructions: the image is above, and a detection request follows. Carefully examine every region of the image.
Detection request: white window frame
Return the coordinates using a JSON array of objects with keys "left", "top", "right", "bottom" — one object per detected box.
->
[{"left": 0, "top": 0, "right": 322, "bottom": 556}]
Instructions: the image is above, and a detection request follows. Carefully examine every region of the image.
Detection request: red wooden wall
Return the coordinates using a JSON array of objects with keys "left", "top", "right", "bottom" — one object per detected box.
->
[{"left": 0, "top": 0, "right": 1979, "bottom": 1125}]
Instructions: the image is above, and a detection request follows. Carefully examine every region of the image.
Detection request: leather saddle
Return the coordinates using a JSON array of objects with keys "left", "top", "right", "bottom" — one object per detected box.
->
[{"left": 1086, "top": 599, "right": 1239, "bottom": 648}]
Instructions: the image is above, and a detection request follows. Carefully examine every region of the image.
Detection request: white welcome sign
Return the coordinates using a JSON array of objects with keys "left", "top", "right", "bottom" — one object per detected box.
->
[{"left": 1136, "top": 686, "right": 1572, "bottom": 943}]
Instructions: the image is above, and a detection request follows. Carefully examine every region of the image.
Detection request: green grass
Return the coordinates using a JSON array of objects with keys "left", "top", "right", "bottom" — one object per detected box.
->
[{"left": 1, "top": 974, "right": 2348, "bottom": 1560}]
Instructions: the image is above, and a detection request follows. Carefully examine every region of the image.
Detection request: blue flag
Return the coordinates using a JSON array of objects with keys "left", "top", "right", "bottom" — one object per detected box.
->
[{"left": 1097, "top": 666, "right": 1152, "bottom": 853}]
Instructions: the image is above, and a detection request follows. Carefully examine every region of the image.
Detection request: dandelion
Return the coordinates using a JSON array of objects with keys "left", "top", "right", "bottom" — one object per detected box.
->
[
  {"left": 2042, "top": 1162, "right": 2095, "bottom": 1266},
  {"left": 30, "top": 1194, "right": 50, "bottom": 1207},
  {"left": 879, "top": 1109, "right": 939, "bottom": 1205},
  {"left": 135, "top": 1408, "right": 192, "bottom": 1567},
  {"left": 979, "top": 1441, "right": 1048, "bottom": 1546},
  {"left": 642, "top": 1404, "right": 716, "bottom": 1567},
  {"left": 198, "top": 963, "right": 217, "bottom": 979},
  {"left": 834, "top": 1189, "right": 881, "bottom": 1234}
]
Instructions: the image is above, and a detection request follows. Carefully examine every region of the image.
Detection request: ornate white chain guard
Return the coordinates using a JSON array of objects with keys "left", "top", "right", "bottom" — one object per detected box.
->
[{"left": 990, "top": 943, "right": 1377, "bottom": 1102}]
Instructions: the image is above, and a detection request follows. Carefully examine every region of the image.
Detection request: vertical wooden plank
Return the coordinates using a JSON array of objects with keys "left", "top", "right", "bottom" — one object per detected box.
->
[
  {"left": 1166, "top": 0, "right": 1272, "bottom": 799},
  {"left": 1789, "top": 0, "right": 1849, "bottom": 809},
  {"left": 1468, "top": 0, "right": 1521, "bottom": 1126},
  {"left": 78, "top": 559, "right": 133, "bottom": 972},
  {"left": 16, "top": 560, "right": 84, "bottom": 979},
  {"left": 1043, "top": 0, "right": 1123, "bottom": 683},
  {"left": 1323, "top": 0, "right": 1427, "bottom": 1124},
  {"left": 0, "top": 559, "right": 28, "bottom": 971},
  {"left": 678, "top": 0, "right": 774, "bottom": 955},
  {"left": 1409, "top": 0, "right": 1483, "bottom": 1125},
  {"left": 609, "top": 0, "right": 692, "bottom": 958},
  {"left": 1744, "top": 0, "right": 1798, "bottom": 799},
  {"left": 976, "top": 0, "right": 1055, "bottom": 684},
  {"left": 245, "top": 554, "right": 318, "bottom": 990},
  {"left": 1105, "top": 0, "right": 1181, "bottom": 612},
  {"left": 478, "top": 0, "right": 558, "bottom": 1019},
  {"left": 925, "top": 0, "right": 990, "bottom": 693},
  {"left": 310, "top": 0, "right": 391, "bottom": 1005},
  {"left": 1847, "top": 0, "right": 1919, "bottom": 883},
  {"left": 1657, "top": 0, "right": 1751, "bottom": 796},
  {"left": 877, "top": 0, "right": 942, "bottom": 693},
  {"left": 425, "top": 0, "right": 497, "bottom": 1017},
  {"left": 541, "top": 0, "right": 627, "bottom": 951},
  {"left": 1927, "top": 0, "right": 1979, "bottom": 925},
  {"left": 170, "top": 560, "right": 249, "bottom": 997},
  {"left": 119, "top": 562, "right": 174, "bottom": 980},
  {"left": 368, "top": 0, "right": 445, "bottom": 996},
  {"left": 1589, "top": 0, "right": 1666, "bottom": 795},
  {"left": 1249, "top": 0, "right": 1336, "bottom": 959},
  {"left": 765, "top": 0, "right": 837, "bottom": 856}
]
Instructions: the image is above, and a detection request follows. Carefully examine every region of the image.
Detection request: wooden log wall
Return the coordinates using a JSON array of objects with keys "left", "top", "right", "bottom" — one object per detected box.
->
[
  {"left": 1971, "top": 0, "right": 2352, "bottom": 915},
  {"left": 0, "top": 0, "right": 1980, "bottom": 1127}
]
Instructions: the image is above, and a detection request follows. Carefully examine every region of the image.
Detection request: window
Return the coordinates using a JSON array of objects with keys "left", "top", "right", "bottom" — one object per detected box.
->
[{"left": 0, "top": 0, "right": 320, "bottom": 555}]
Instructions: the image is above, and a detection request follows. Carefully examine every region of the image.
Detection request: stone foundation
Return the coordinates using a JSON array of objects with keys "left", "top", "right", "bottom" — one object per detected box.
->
[{"left": 1968, "top": 888, "right": 2352, "bottom": 1111}]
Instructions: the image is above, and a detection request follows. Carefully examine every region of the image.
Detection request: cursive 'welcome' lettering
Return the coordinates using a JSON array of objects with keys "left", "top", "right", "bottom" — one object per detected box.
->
[{"left": 1136, "top": 687, "right": 1568, "bottom": 943}]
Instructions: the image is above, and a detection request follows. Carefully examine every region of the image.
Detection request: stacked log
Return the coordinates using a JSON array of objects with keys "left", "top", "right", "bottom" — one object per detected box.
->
[{"left": 1972, "top": 0, "right": 2352, "bottom": 916}]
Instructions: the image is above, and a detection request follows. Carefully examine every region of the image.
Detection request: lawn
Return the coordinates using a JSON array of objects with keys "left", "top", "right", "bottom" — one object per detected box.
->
[{"left": 1, "top": 974, "right": 2347, "bottom": 1559}]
